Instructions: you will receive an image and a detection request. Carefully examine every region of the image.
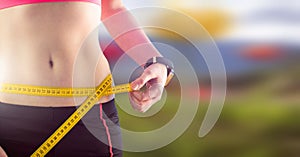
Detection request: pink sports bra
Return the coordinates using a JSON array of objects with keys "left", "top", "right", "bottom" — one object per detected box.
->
[{"left": 0, "top": 0, "right": 100, "bottom": 10}]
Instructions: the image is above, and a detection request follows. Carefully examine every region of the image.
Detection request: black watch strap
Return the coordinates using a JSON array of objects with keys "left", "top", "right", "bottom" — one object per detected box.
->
[{"left": 144, "top": 56, "right": 174, "bottom": 86}]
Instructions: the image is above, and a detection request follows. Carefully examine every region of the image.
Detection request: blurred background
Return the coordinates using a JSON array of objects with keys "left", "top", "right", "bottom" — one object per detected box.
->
[{"left": 100, "top": 0, "right": 300, "bottom": 156}]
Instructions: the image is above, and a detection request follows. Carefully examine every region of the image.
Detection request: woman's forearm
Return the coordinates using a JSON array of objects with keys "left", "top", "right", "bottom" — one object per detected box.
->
[{"left": 101, "top": 6, "right": 162, "bottom": 65}]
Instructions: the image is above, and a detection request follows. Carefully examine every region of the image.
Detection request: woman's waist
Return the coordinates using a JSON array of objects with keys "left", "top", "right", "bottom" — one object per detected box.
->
[
  {"left": 0, "top": 53, "right": 113, "bottom": 107},
  {"left": 0, "top": 82, "right": 115, "bottom": 107},
  {"left": 0, "top": 93, "right": 114, "bottom": 107}
]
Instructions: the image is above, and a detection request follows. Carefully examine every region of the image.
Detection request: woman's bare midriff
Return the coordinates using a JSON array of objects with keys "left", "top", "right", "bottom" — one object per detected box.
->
[{"left": 0, "top": 2, "right": 114, "bottom": 107}]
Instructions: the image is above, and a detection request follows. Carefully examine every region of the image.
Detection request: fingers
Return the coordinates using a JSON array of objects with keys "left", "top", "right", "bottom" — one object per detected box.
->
[
  {"left": 130, "top": 69, "right": 154, "bottom": 91},
  {"left": 130, "top": 63, "right": 167, "bottom": 91},
  {"left": 129, "top": 83, "right": 163, "bottom": 112},
  {"left": 129, "top": 63, "right": 167, "bottom": 112},
  {"left": 129, "top": 92, "right": 161, "bottom": 113}
]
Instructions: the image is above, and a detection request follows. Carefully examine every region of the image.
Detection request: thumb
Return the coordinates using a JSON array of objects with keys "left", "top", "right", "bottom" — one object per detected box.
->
[{"left": 130, "top": 70, "right": 154, "bottom": 91}]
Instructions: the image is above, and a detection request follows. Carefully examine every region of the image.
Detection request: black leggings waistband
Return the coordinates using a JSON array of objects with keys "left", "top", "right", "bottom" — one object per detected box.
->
[{"left": 0, "top": 99, "right": 117, "bottom": 121}]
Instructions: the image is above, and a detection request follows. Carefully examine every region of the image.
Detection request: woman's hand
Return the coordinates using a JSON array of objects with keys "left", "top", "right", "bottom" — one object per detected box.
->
[{"left": 129, "top": 63, "right": 167, "bottom": 112}]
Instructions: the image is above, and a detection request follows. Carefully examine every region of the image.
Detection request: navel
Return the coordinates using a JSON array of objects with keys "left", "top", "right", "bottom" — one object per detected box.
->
[{"left": 49, "top": 57, "right": 54, "bottom": 69}]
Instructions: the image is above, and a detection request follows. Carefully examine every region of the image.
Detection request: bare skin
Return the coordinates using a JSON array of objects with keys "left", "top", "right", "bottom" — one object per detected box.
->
[
  {"left": 0, "top": 147, "right": 7, "bottom": 157},
  {"left": 0, "top": 2, "right": 111, "bottom": 106}
]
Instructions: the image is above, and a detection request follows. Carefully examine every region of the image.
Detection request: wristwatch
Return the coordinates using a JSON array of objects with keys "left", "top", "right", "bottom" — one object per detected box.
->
[{"left": 144, "top": 56, "right": 174, "bottom": 86}]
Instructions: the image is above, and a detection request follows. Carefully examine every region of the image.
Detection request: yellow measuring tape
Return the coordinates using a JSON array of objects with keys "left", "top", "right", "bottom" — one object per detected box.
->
[
  {"left": 0, "top": 74, "right": 132, "bottom": 157},
  {"left": 0, "top": 81, "right": 131, "bottom": 97}
]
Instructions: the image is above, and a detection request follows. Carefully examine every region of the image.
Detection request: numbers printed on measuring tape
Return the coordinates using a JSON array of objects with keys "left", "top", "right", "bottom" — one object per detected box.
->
[
  {"left": 0, "top": 82, "right": 132, "bottom": 97},
  {"left": 0, "top": 74, "right": 133, "bottom": 157}
]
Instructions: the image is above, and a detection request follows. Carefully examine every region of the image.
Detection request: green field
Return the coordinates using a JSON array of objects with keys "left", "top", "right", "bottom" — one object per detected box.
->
[{"left": 116, "top": 66, "right": 300, "bottom": 157}]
